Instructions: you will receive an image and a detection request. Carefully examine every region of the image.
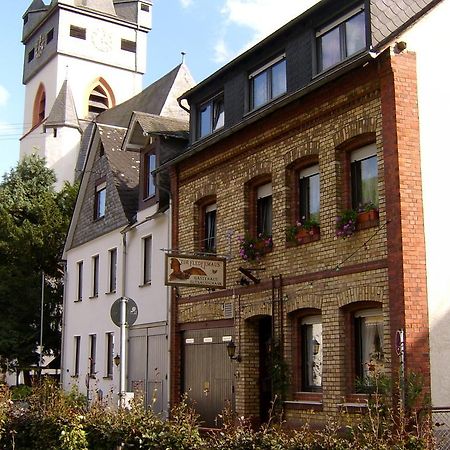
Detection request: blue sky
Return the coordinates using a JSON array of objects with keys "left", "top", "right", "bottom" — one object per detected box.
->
[{"left": 0, "top": 0, "right": 319, "bottom": 179}]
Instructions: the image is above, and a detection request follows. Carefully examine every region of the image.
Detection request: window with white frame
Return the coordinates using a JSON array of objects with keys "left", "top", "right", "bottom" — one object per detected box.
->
[
  {"left": 250, "top": 55, "right": 286, "bottom": 110},
  {"left": 73, "top": 336, "right": 81, "bottom": 376},
  {"left": 350, "top": 144, "right": 378, "bottom": 210},
  {"left": 143, "top": 235, "right": 152, "bottom": 284},
  {"left": 91, "top": 254, "right": 99, "bottom": 297},
  {"left": 300, "top": 315, "right": 322, "bottom": 391},
  {"left": 76, "top": 261, "right": 83, "bottom": 301},
  {"left": 316, "top": 6, "right": 366, "bottom": 73},
  {"left": 299, "top": 164, "right": 320, "bottom": 222},
  {"left": 105, "top": 332, "right": 114, "bottom": 378},
  {"left": 257, "top": 183, "right": 272, "bottom": 237},
  {"left": 108, "top": 248, "right": 117, "bottom": 293},
  {"left": 198, "top": 94, "right": 224, "bottom": 139},
  {"left": 95, "top": 181, "right": 106, "bottom": 219},
  {"left": 89, "top": 334, "right": 97, "bottom": 377},
  {"left": 355, "top": 309, "right": 384, "bottom": 382}
]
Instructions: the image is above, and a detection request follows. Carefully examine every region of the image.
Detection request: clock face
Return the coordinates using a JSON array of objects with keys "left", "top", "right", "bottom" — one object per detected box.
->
[
  {"left": 91, "top": 28, "right": 113, "bottom": 52},
  {"left": 35, "top": 34, "right": 45, "bottom": 58}
]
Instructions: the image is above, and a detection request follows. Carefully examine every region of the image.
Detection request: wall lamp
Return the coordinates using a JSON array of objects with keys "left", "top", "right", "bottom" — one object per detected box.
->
[
  {"left": 114, "top": 354, "right": 121, "bottom": 367},
  {"left": 227, "top": 340, "right": 242, "bottom": 362}
]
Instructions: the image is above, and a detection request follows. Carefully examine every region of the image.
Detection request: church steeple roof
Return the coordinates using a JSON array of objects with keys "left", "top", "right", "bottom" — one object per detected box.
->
[
  {"left": 45, "top": 80, "right": 81, "bottom": 131},
  {"left": 50, "top": 0, "right": 117, "bottom": 16},
  {"left": 24, "top": 0, "right": 47, "bottom": 15}
]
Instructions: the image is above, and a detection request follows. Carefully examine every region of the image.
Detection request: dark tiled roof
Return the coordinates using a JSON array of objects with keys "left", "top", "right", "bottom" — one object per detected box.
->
[
  {"left": 370, "top": 0, "right": 440, "bottom": 47},
  {"left": 97, "top": 64, "right": 184, "bottom": 128},
  {"left": 97, "top": 125, "right": 140, "bottom": 221},
  {"left": 132, "top": 112, "right": 189, "bottom": 139},
  {"left": 75, "top": 121, "right": 96, "bottom": 179},
  {"left": 45, "top": 80, "right": 81, "bottom": 131}
]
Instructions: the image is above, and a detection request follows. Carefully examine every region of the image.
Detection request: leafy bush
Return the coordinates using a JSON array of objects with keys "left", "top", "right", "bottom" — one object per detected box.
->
[{"left": 0, "top": 379, "right": 434, "bottom": 450}]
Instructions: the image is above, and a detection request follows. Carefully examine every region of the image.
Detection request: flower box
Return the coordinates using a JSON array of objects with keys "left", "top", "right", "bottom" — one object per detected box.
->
[{"left": 357, "top": 209, "right": 379, "bottom": 224}]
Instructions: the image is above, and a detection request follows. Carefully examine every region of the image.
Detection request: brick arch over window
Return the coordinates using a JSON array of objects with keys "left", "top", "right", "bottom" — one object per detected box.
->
[
  {"left": 32, "top": 83, "right": 46, "bottom": 127},
  {"left": 337, "top": 286, "right": 385, "bottom": 309},
  {"left": 333, "top": 117, "right": 378, "bottom": 148},
  {"left": 242, "top": 161, "right": 272, "bottom": 184},
  {"left": 283, "top": 140, "right": 320, "bottom": 167},
  {"left": 85, "top": 77, "right": 115, "bottom": 118},
  {"left": 285, "top": 293, "right": 322, "bottom": 314}
]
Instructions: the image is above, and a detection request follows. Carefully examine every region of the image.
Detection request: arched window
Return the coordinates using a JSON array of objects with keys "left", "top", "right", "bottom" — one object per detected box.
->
[
  {"left": 86, "top": 78, "right": 115, "bottom": 118},
  {"left": 32, "top": 84, "right": 46, "bottom": 127}
]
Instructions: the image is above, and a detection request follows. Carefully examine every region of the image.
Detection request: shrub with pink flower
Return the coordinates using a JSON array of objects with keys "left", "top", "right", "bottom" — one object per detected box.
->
[{"left": 237, "top": 234, "right": 273, "bottom": 262}]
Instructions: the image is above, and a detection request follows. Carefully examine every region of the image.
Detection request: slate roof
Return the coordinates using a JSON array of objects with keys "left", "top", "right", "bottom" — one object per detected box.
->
[
  {"left": 97, "top": 64, "right": 185, "bottom": 128},
  {"left": 25, "top": 0, "right": 47, "bottom": 14},
  {"left": 45, "top": 80, "right": 81, "bottom": 131},
  {"left": 370, "top": 0, "right": 440, "bottom": 48},
  {"left": 97, "top": 125, "right": 139, "bottom": 221},
  {"left": 131, "top": 112, "right": 189, "bottom": 140}
]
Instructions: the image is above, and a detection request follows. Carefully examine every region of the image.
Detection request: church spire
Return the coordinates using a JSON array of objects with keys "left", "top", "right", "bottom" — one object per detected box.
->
[{"left": 44, "top": 80, "right": 81, "bottom": 131}]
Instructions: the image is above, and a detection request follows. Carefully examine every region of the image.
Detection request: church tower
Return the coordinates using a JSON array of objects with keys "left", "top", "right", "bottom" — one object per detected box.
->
[{"left": 20, "top": 0, "right": 152, "bottom": 188}]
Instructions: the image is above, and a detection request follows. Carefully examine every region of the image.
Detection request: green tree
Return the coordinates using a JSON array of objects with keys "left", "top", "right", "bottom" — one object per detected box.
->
[{"left": 0, "top": 155, "right": 78, "bottom": 383}]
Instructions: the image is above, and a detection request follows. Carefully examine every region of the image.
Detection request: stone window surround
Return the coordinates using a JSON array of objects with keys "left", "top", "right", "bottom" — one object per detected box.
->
[{"left": 244, "top": 174, "right": 272, "bottom": 239}]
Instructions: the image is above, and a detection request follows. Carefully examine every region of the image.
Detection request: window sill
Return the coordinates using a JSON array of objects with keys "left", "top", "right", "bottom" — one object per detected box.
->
[
  {"left": 93, "top": 216, "right": 105, "bottom": 222},
  {"left": 89, "top": 295, "right": 98, "bottom": 300},
  {"left": 102, "top": 376, "right": 113, "bottom": 380},
  {"left": 105, "top": 290, "right": 116, "bottom": 295},
  {"left": 139, "top": 282, "right": 151, "bottom": 288},
  {"left": 74, "top": 299, "right": 82, "bottom": 303},
  {"left": 284, "top": 400, "right": 323, "bottom": 411}
]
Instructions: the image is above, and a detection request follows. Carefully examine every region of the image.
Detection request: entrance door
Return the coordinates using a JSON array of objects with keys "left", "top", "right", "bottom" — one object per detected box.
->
[
  {"left": 258, "top": 316, "right": 272, "bottom": 423},
  {"left": 182, "top": 327, "right": 234, "bottom": 427}
]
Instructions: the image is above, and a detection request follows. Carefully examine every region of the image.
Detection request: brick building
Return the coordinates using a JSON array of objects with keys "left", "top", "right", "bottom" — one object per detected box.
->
[{"left": 160, "top": 0, "right": 446, "bottom": 427}]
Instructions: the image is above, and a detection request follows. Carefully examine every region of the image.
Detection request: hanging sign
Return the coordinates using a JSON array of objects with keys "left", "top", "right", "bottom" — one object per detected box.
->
[{"left": 165, "top": 254, "right": 226, "bottom": 289}]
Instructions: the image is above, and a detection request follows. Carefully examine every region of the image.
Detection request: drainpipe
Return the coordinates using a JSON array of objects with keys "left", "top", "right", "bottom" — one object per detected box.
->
[
  {"left": 118, "top": 229, "right": 129, "bottom": 405},
  {"left": 60, "top": 261, "right": 68, "bottom": 387}
]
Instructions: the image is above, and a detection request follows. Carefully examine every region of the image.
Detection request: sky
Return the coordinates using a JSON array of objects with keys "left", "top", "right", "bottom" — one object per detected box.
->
[{"left": 0, "top": 0, "right": 320, "bottom": 179}]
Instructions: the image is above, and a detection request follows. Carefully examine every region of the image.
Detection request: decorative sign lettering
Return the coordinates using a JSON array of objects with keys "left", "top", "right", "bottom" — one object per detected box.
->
[{"left": 165, "top": 254, "right": 226, "bottom": 289}]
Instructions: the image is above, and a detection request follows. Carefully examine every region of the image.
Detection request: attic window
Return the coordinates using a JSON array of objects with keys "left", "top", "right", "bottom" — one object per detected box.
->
[
  {"left": 24, "top": 14, "right": 29, "bottom": 25},
  {"left": 99, "top": 143, "right": 105, "bottom": 157},
  {"left": 70, "top": 25, "right": 86, "bottom": 40},
  {"left": 316, "top": 6, "right": 366, "bottom": 73},
  {"left": 28, "top": 48, "right": 35, "bottom": 63},
  {"left": 141, "top": 3, "right": 150, "bottom": 12},
  {"left": 88, "top": 85, "right": 109, "bottom": 117},
  {"left": 121, "top": 39, "right": 137, "bottom": 53}
]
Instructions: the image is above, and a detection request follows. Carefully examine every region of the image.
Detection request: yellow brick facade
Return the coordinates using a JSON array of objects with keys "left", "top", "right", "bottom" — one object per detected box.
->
[{"left": 174, "top": 73, "right": 393, "bottom": 425}]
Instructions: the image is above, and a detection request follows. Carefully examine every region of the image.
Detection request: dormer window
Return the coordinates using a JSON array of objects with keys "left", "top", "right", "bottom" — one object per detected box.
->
[
  {"left": 197, "top": 94, "right": 224, "bottom": 139},
  {"left": 249, "top": 55, "right": 286, "bottom": 110},
  {"left": 316, "top": 6, "right": 366, "bottom": 73},
  {"left": 144, "top": 152, "right": 156, "bottom": 199}
]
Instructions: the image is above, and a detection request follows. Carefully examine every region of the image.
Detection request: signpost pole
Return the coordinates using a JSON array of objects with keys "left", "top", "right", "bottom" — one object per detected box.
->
[{"left": 119, "top": 296, "right": 127, "bottom": 406}]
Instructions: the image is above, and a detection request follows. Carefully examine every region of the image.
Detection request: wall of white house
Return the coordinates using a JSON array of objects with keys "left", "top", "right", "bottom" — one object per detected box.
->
[
  {"left": 62, "top": 203, "right": 171, "bottom": 410},
  {"left": 399, "top": 0, "right": 450, "bottom": 408}
]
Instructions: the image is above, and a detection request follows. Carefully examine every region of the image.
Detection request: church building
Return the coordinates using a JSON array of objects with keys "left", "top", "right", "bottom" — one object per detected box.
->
[{"left": 20, "top": 0, "right": 152, "bottom": 189}]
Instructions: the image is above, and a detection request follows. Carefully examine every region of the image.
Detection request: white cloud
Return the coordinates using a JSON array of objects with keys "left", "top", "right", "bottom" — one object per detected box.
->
[
  {"left": 214, "top": 0, "right": 320, "bottom": 62},
  {"left": 179, "top": 0, "right": 193, "bottom": 8},
  {"left": 0, "top": 85, "right": 9, "bottom": 107},
  {"left": 213, "top": 37, "right": 233, "bottom": 64}
]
